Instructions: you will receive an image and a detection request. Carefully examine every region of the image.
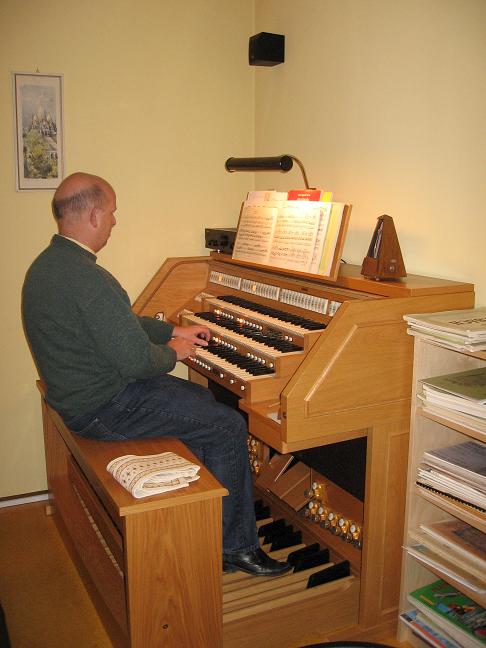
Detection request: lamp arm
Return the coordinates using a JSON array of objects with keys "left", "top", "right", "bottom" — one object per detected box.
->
[{"left": 288, "top": 155, "right": 310, "bottom": 190}]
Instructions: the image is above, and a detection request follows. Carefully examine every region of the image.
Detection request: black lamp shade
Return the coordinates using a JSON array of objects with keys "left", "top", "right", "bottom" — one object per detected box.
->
[{"left": 225, "top": 155, "right": 293, "bottom": 173}]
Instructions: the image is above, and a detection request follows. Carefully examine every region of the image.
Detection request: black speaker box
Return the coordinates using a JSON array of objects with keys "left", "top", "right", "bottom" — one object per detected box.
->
[{"left": 249, "top": 32, "right": 285, "bottom": 66}]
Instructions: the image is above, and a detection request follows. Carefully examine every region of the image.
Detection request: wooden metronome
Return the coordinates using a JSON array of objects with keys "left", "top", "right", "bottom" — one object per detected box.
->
[{"left": 361, "top": 215, "right": 406, "bottom": 280}]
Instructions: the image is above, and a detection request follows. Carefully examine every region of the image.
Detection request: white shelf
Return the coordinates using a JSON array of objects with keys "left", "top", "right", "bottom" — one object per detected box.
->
[{"left": 398, "top": 335, "right": 486, "bottom": 647}]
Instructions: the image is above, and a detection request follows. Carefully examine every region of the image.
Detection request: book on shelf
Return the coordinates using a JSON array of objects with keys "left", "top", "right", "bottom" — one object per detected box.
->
[
  {"left": 410, "top": 528, "right": 486, "bottom": 581},
  {"left": 408, "top": 579, "right": 486, "bottom": 648},
  {"left": 423, "top": 441, "right": 486, "bottom": 490},
  {"left": 416, "top": 480, "right": 486, "bottom": 514},
  {"left": 416, "top": 464, "right": 486, "bottom": 511},
  {"left": 405, "top": 308, "right": 486, "bottom": 352},
  {"left": 404, "top": 541, "right": 486, "bottom": 596},
  {"left": 419, "top": 519, "right": 486, "bottom": 571},
  {"left": 232, "top": 197, "right": 347, "bottom": 277},
  {"left": 419, "top": 388, "right": 486, "bottom": 421},
  {"left": 400, "top": 608, "right": 462, "bottom": 648},
  {"left": 422, "top": 368, "right": 486, "bottom": 405}
]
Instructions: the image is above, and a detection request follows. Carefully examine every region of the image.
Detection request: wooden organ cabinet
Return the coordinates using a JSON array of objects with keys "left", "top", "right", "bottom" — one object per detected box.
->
[{"left": 132, "top": 253, "right": 474, "bottom": 647}]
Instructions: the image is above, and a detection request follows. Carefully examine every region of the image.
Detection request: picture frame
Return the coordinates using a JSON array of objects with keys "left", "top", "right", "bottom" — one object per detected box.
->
[{"left": 13, "top": 72, "right": 64, "bottom": 191}]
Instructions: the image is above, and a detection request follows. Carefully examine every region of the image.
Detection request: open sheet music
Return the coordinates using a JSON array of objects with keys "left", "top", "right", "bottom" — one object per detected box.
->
[{"left": 232, "top": 196, "right": 346, "bottom": 276}]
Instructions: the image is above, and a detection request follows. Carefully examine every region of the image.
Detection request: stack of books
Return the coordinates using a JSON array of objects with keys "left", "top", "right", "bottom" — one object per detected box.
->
[
  {"left": 416, "top": 440, "right": 486, "bottom": 512},
  {"left": 404, "top": 308, "right": 486, "bottom": 353},
  {"left": 403, "top": 579, "right": 486, "bottom": 648},
  {"left": 419, "top": 366, "right": 486, "bottom": 436}
]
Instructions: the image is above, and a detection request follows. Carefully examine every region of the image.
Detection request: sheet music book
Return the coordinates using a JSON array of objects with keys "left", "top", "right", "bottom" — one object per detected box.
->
[
  {"left": 267, "top": 201, "right": 322, "bottom": 272},
  {"left": 232, "top": 198, "right": 346, "bottom": 277},
  {"left": 231, "top": 202, "right": 281, "bottom": 264},
  {"left": 317, "top": 202, "right": 346, "bottom": 276}
]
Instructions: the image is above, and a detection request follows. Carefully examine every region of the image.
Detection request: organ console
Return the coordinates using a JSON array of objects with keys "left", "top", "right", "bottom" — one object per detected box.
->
[{"left": 133, "top": 252, "right": 474, "bottom": 647}]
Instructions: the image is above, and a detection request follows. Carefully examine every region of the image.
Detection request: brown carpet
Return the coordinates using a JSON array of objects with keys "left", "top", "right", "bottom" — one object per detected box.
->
[{"left": 0, "top": 501, "right": 111, "bottom": 648}]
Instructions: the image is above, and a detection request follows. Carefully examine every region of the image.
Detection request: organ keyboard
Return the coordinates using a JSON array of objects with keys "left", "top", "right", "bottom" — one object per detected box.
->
[{"left": 133, "top": 253, "right": 474, "bottom": 646}]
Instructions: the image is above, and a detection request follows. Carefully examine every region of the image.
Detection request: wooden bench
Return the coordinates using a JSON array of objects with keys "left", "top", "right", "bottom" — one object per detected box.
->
[{"left": 38, "top": 382, "right": 227, "bottom": 648}]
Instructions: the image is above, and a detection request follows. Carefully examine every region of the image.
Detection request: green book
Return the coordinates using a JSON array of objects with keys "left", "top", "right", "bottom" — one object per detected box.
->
[
  {"left": 408, "top": 579, "right": 486, "bottom": 647},
  {"left": 422, "top": 367, "right": 486, "bottom": 403}
]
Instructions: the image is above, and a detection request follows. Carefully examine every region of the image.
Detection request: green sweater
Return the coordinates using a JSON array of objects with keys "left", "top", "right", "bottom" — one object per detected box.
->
[{"left": 22, "top": 235, "right": 176, "bottom": 418}]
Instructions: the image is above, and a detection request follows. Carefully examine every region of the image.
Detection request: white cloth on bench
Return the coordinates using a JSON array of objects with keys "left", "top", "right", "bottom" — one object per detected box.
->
[{"left": 107, "top": 452, "right": 200, "bottom": 498}]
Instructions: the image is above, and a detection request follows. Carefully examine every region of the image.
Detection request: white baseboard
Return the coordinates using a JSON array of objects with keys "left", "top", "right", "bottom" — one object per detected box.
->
[{"left": 0, "top": 492, "right": 49, "bottom": 509}]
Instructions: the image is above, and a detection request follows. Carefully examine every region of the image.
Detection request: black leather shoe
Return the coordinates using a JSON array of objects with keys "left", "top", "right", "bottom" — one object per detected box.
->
[{"left": 223, "top": 547, "right": 292, "bottom": 576}]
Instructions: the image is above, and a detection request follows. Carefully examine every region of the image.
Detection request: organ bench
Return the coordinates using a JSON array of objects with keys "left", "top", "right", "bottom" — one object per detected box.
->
[{"left": 38, "top": 382, "right": 227, "bottom": 648}]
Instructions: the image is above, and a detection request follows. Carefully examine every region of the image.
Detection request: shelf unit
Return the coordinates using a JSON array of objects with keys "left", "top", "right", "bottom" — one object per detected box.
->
[{"left": 398, "top": 335, "right": 486, "bottom": 646}]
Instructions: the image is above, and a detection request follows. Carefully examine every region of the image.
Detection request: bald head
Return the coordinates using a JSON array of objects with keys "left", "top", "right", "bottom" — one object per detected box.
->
[
  {"left": 52, "top": 172, "right": 110, "bottom": 221},
  {"left": 52, "top": 172, "right": 117, "bottom": 252}
]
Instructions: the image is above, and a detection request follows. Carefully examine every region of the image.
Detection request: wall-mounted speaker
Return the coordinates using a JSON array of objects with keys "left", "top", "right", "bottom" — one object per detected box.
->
[{"left": 249, "top": 32, "right": 285, "bottom": 66}]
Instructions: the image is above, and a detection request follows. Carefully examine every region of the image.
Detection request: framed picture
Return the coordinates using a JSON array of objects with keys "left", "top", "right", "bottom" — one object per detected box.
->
[{"left": 13, "top": 72, "right": 64, "bottom": 191}]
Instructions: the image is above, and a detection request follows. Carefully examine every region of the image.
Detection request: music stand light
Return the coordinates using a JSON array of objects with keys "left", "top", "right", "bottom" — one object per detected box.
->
[{"left": 225, "top": 155, "right": 312, "bottom": 189}]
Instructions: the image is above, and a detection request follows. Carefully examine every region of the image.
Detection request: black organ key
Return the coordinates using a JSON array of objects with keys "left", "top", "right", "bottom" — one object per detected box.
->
[
  {"left": 254, "top": 501, "right": 270, "bottom": 521},
  {"left": 205, "top": 340, "right": 274, "bottom": 376},
  {"left": 263, "top": 524, "right": 294, "bottom": 545},
  {"left": 293, "top": 548, "right": 330, "bottom": 573},
  {"left": 286, "top": 543, "right": 321, "bottom": 567},
  {"left": 218, "top": 295, "right": 327, "bottom": 331},
  {"left": 195, "top": 311, "right": 302, "bottom": 353},
  {"left": 258, "top": 518, "right": 286, "bottom": 537},
  {"left": 270, "top": 529, "right": 303, "bottom": 551},
  {"left": 306, "top": 561, "right": 350, "bottom": 589}
]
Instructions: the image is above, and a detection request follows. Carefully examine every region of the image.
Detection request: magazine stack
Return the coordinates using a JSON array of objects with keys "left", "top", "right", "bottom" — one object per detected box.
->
[
  {"left": 419, "top": 367, "right": 486, "bottom": 437},
  {"left": 404, "top": 307, "right": 486, "bottom": 353}
]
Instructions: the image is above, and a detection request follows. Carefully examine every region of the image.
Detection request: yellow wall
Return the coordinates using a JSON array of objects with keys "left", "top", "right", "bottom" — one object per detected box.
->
[
  {"left": 0, "top": 0, "right": 255, "bottom": 497},
  {"left": 1, "top": 0, "right": 485, "bottom": 497},
  {"left": 254, "top": 0, "right": 486, "bottom": 300}
]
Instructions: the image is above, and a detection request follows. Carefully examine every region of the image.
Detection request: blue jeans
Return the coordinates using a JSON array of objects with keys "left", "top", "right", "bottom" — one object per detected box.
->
[{"left": 66, "top": 374, "right": 259, "bottom": 554}]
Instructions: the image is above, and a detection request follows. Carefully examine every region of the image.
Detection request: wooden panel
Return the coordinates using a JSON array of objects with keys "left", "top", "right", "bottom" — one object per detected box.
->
[
  {"left": 223, "top": 574, "right": 359, "bottom": 648},
  {"left": 132, "top": 257, "right": 209, "bottom": 320},
  {"left": 42, "top": 411, "right": 128, "bottom": 634},
  {"left": 124, "top": 498, "right": 223, "bottom": 648},
  {"left": 68, "top": 457, "right": 124, "bottom": 572}
]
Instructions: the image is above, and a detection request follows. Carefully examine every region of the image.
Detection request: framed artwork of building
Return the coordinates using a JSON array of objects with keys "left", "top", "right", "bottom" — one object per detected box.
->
[{"left": 13, "top": 72, "right": 64, "bottom": 191}]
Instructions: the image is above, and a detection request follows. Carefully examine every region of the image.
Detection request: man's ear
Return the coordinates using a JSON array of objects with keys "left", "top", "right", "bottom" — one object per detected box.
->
[{"left": 89, "top": 207, "right": 99, "bottom": 228}]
